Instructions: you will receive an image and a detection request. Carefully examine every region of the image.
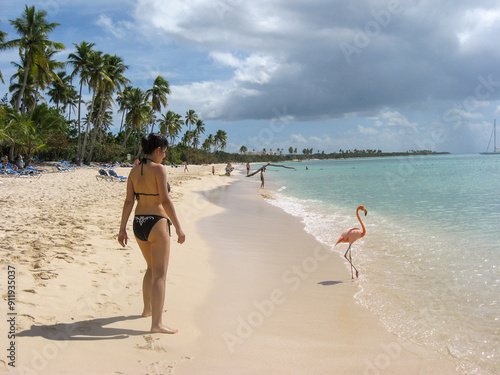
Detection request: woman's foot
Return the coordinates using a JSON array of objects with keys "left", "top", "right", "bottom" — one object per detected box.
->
[
  {"left": 151, "top": 324, "right": 178, "bottom": 334},
  {"left": 142, "top": 309, "right": 152, "bottom": 317}
]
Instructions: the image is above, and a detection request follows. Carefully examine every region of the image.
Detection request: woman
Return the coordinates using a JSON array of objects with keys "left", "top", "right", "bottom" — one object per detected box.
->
[
  {"left": 225, "top": 161, "right": 233, "bottom": 176},
  {"left": 118, "top": 133, "right": 185, "bottom": 334}
]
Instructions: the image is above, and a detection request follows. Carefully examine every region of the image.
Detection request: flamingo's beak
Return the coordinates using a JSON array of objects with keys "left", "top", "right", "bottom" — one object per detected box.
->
[{"left": 364, "top": 210, "right": 368, "bottom": 216}]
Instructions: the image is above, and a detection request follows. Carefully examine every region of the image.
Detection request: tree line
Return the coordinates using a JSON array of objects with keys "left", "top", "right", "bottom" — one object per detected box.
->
[{"left": 0, "top": 5, "right": 228, "bottom": 166}]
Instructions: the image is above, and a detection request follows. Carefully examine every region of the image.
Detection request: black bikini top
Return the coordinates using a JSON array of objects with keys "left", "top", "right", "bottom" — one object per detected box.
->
[{"left": 135, "top": 158, "right": 170, "bottom": 200}]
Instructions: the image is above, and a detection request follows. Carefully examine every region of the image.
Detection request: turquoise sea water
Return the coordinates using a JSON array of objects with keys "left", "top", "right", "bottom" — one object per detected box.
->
[{"left": 260, "top": 154, "right": 499, "bottom": 375}]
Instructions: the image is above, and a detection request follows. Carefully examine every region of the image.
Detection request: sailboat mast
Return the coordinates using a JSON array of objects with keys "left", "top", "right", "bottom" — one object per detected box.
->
[{"left": 494, "top": 119, "right": 497, "bottom": 152}]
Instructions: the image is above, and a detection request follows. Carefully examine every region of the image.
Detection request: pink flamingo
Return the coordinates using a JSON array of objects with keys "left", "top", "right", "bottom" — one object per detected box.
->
[{"left": 335, "top": 205, "right": 367, "bottom": 279}]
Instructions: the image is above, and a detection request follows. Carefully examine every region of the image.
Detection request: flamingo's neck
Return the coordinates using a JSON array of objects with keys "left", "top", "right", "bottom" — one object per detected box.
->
[{"left": 357, "top": 208, "right": 366, "bottom": 237}]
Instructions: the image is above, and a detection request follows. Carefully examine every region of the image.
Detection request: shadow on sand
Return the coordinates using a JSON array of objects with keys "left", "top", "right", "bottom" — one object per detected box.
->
[
  {"left": 318, "top": 280, "right": 343, "bottom": 286},
  {"left": 17, "top": 315, "right": 149, "bottom": 341}
]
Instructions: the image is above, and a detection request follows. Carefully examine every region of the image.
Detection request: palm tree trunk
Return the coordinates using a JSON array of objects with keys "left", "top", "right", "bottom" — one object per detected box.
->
[
  {"left": 76, "top": 81, "right": 84, "bottom": 162},
  {"left": 118, "top": 110, "right": 125, "bottom": 134},
  {"left": 120, "top": 124, "right": 133, "bottom": 157},
  {"left": 86, "top": 96, "right": 106, "bottom": 164},
  {"left": 29, "top": 85, "right": 41, "bottom": 114},
  {"left": 79, "top": 90, "right": 97, "bottom": 163},
  {"left": 15, "top": 53, "right": 31, "bottom": 112},
  {"left": 97, "top": 124, "right": 103, "bottom": 160}
]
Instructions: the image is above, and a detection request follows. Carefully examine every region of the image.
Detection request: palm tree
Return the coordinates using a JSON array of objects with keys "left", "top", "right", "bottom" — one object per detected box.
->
[
  {"left": 86, "top": 54, "right": 129, "bottom": 163},
  {"left": 193, "top": 119, "right": 205, "bottom": 150},
  {"left": 47, "top": 71, "right": 72, "bottom": 110},
  {"left": 184, "top": 109, "right": 198, "bottom": 163},
  {"left": 214, "top": 129, "right": 227, "bottom": 153},
  {"left": 9, "top": 72, "right": 42, "bottom": 113},
  {"left": 0, "top": 22, "right": 7, "bottom": 84},
  {"left": 78, "top": 49, "right": 105, "bottom": 162},
  {"left": 29, "top": 44, "right": 65, "bottom": 114},
  {"left": 181, "top": 130, "right": 196, "bottom": 148},
  {"left": 5, "top": 5, "right": 64, "bottom": 112},
  {"left": 158, "top": 110, "right": 184, "bottom": 163},
  {"left": 146, "top": 75, "right": 170, "bottom": 114},
  {"left": 202, "top": 137, "right": 212, "bottom": 153},
  {"left": 63, "top": 85, "right": 78, "bottom": 121},
  {"left": 205, "top": 134, "right": 215, "bottom": 153},
  {"left": 67, "top": 41, "right": 96, "bottom": 159},
  {"left": 239, "top": 145, "right": 247, "bottom": 154},
  {"left": 116, "top": 85, "right": 132, "bottom": 133},
  {"left": 120, "top": 87, "right": 150, "bottom": 156},
  {"left": 0, "top": 106, "right": 14, "bottom": 143}
]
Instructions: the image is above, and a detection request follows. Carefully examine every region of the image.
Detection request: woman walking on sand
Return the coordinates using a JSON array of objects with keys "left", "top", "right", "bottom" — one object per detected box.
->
[{"left": 118, "top": 133, "right": 185, "bottom": 334}]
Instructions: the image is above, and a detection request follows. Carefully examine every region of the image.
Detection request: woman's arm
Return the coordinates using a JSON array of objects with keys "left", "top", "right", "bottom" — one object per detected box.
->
[
  {"left": 118, "top": 176, "right": 136, "bottom": 247},
  {"left": 156, "top": 165, "right": 185, "bottom": 244}
]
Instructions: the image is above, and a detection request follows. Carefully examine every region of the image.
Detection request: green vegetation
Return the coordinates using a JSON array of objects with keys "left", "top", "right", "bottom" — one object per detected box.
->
[{"left": 0, "top": 5, "right": 228, "bottom": 166}]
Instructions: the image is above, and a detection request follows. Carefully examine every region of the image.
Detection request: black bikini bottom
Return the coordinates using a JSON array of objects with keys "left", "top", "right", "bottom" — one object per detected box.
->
[{"left": 133, "top": 215, "right": 172, "bottom": 242}]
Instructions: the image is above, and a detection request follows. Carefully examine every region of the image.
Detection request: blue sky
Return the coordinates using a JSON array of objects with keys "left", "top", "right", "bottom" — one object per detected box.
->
[{"left": 2, "top": 0, "right": 500, "bottom": 154}]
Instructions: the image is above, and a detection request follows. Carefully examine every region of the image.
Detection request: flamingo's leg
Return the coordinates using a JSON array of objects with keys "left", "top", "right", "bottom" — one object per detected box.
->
[
  {"left": 344, "top": 244, "right": 354, "bottom": 279},
  {"left": 349, "top": 247, "right": 359, "bottom": 278}
]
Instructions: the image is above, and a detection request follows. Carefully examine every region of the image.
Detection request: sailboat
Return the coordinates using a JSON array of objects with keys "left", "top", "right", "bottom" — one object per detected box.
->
[{"left": 480, "top": 119, "right": 500, "bottom": 155}]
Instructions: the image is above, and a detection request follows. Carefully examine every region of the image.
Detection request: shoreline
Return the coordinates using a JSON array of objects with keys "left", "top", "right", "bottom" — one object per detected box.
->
[{"left": 173, "top": 168, "right": 459, "bottom": 375}]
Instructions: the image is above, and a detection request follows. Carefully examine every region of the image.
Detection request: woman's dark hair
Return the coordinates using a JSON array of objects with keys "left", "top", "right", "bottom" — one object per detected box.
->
[{"left": 141, "top": 133, "right": 168, "bottom": 155}]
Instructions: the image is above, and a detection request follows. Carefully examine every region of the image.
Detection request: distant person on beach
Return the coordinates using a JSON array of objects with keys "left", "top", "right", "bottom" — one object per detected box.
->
[
  {"left": 246, "top": 162, "right": 250, "bottom": 175},
  {"left": 226, "top": 162, "right": 233, "bottom": 176},
  {"left": 118, "top": 133, "right": 185, "bottom": 334},
  {"left": 184, "top": 162, "right": 189, "bottom": 173},
  {"left": 212, "top": 165, "right": 215, "bottom": 175},
  {"left": 133, "top": 158, "right": 140, "bottom": 167},
  {"left": 260, "top": 167, "right": 265, "bottom": 188},
  {"left": 16, "top": 154, "right": 24, "bottom": 168}
]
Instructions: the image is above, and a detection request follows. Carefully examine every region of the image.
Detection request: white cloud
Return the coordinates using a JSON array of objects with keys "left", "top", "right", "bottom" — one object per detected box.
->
[
  {"left": 358, "top": 125, "right": 380, "bottom": 135},
  {"left": 170, "top": 80, "right": 260, "bottom": 119},
  {"left": 289, "top": 133, "right": 307, "bottom": 144},
  {"left": 95, "top": 14, "right": 133, "bottom": 38},
  {"left": 210, "top": 52, "right": 280, "bottom": 84},
  {"left": 375, "top": 110, "right": 419, "bottom": 133}
]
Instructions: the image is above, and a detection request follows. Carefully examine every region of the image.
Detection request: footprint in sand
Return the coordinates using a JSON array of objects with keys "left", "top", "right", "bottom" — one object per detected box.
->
[
  {"left": 145, "top": 357, "right": 193, "bottom": 375},
  {"left": 135, "top": 335, "right": 168, "bottom": 352},
  {"left": 54, "top": 253, "right": 75, "bottom": 263},
  {"left": 32, "top": 270, "right": 58, "bottom": 281},
  {"left": 16, "top": 314, "right": 35, "bottom": 330}
]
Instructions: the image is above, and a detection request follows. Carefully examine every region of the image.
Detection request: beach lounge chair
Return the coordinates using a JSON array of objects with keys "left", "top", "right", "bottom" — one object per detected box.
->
[
  {"left": 52, "top": 162, "right": 70, "bottom": 171},
  {"left": 26, "top": 166, "right": 45, "bottom": 173},
  {"left": 61, "top": 160, "right": 77, "bottom": 168},
  {"left": 56, "top": 165, "right": 71, "bottom": 172},
  {"left": 4, "top": 164, "right": 41, "bottom": 178},
  {"left": 108, "top": 169, "right": 127, "bottom": 181},
  {"left": 96, "top": 169, "right": 111, "bottom": 181}
]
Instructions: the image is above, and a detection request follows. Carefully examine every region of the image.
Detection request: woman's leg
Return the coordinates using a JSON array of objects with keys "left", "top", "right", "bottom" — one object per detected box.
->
[
  {"left": 137, "top": 240, "right": 153, "bottom": 317},
  {"left": 147, "top": 219, "right": 177, "bottom": 334}
]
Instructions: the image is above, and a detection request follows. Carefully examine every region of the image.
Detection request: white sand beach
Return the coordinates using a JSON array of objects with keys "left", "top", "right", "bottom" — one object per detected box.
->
[{"left": 0, "top": 164, "right": 459, "bottom": 374}]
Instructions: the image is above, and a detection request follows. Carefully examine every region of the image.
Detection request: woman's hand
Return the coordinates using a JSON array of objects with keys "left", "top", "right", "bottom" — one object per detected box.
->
[
  {"left": 176, "top": 228, "right": 186, "bottom": 244},
  {"left": 118, "top": 229, "right": 128, "bottom": 247}
]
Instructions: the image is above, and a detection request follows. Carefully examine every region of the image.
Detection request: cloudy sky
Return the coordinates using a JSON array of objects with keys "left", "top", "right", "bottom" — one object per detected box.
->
[{"left": 2, "top": 0, "right": 500, "bottom": 153}]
